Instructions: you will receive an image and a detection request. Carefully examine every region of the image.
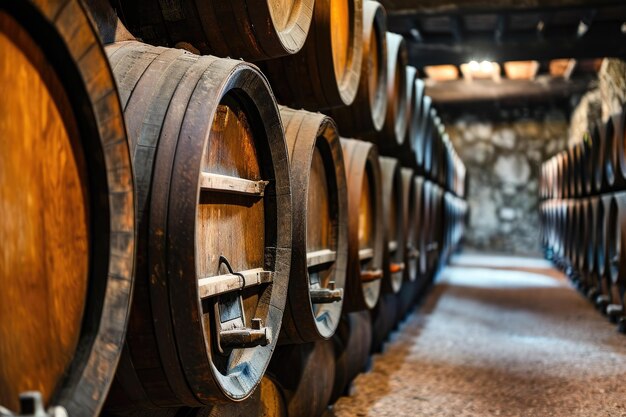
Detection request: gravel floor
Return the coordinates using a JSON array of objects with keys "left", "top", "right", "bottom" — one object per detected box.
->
[{"left": 330, "top": 254, "right": 626, "bottom": 417}]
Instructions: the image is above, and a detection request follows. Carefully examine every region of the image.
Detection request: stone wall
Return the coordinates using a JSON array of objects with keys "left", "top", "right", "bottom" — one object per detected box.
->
[{"left": 446, "top": 107, "right": 569, "bottom": 256}]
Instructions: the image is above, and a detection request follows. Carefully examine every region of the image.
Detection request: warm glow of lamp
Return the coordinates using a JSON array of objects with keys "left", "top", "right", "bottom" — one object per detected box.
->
[
  {"left": 424, "top": 65, "right": 459, "bottom": 81},
  {"left": 460, "top": 60, "right": 500, "bottom": 81},
  {"left": 503, "top": 61, "right": 539, "bottom": 80}
]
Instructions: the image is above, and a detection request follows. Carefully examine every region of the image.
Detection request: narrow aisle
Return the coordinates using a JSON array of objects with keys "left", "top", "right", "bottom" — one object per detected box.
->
[{"left": 331, "top": 254, "right": 626, "bottom": 417}]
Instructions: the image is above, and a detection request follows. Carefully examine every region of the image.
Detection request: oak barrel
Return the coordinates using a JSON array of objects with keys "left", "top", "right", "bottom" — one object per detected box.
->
[
  {"left": 401, "top": 168, "right": 418, "bottom": 283},
  {"left": 262, "top": 0, "right": 363, "bottom": 110},
  {"left": 415, "top": 96, "right": 433, "bottom": 174},
  {"left": 612, "top": 106, "right": 626, "bottom": 189},
  {"left": 404, "top": 78, "right": 425, "bottom": 170},
  {"left": 113, "top": 0, "right": 314, "bottom": 61},
  {"left": 415, "top": 177, "right": 429, "bottom": 279},
  {"left": 327, "top": 0, "right": 388, "bottom": 136},
  {"left": 0, "top": 2, "right": 135, "bottom": 415},
  {"left": 606, "top": 193, "right": 626, "bottom": 306},
  {"left": 104, "top": 41, "right": 291, "bottom": 408},
  {"left": 340, "top": 138, "right": 384, "bottom": 311},
  {"left": 376, "top": 32, "right": 408, "bottom": 151},
  {"left": 331, "top": 311, "right": 372, "bottom": 402},
  {"left": 394, "top": 66, "right": 418, "bottom": 167},
  {"left": 592, "top": 123, "right": 606, "bottom": 194},
  {"left": 279, "top": 107, "right": 348, "bottom": 344},
  {"left": 379, "top": 157, "right": 405, "bottom": 294},
  {"left": 603, "top": 117, "right": 616, "bottom": 191},
  {"left": 267, "top": 341, "right": 335, "bottom": 417},
  {"left": 370, "top": 293, "right": 399, "bottom": 353}
]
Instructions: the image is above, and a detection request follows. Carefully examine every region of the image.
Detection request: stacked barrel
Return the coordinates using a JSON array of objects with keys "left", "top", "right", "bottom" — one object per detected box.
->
[
  {"left": 540, "top": 106, "right": 626, "bottom": 332},
  {"left": 0, "top": 1, "right": 468, "bottom": 416}
]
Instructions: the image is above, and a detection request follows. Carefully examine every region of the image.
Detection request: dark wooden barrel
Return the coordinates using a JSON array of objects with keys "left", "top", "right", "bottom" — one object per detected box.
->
[
  {"left": 113, "top": 0, "right": 313, "bottom": 61},
  {"left": 604, "top": 117, "right": 617, "bottom": 191},
  {"left": 103, "top": 41, "right": 291, "bottom": 409},
  {"left": 415, "top": 96, "right": 433, "bottom": 175},
  {"left": 340, "top": 139, "right": 384, "bottom": 311},
  {"left": 370, "top": 292, "right": 399, "bottom": 353},
  {"left": 379, "top": 157, "right": 405, "bottom": 294},
  {"left": 584, "top": 197, "right": 598, "bottom": 289},
  {"left": 424, "top": 108, "right": 439, "bottom": 179},
  {"left": 279, "top": 107, "right": 348, "bottom": 344},
  {"left": 396, "top": 278, "right": 419, "bottom": 323},
  {"left": 566, "top": 146, "right": 576, "bottom": 199},
  {"left": 0, "top": 2, "right": 135, "bottom": 415},
  {"left": 394, "top": 66, "right": 418, "bottom": 167},
  {"left": 582, "top": 130, "right": 594, "bottom": 196},
  {"left": 605, "top": 193, "right": 626, "bottom": 307},
  {"left": 267, "top": 341, "right": 335, "bottom": 417},
  {"left": 262, "top": 0, "right": 363, "bottom": 110},
  {"left": 406, "top": 79, "right": 426, "bottom": 170},
  {"left": 592, "top": 123, "right": 606, "bottom": 194},
  {"left": 327, "top": 0, "right": 387, "bottom": 136},
  {"left": 168, "top": 377, "right": 287, "bottom": 417},
  {"left": 401, "top": 168, "right": 418, "bottom": 282},
  {"left": 331, "top": 311, "right": 372, "bottom": 402},
  {"left": 576, "top": 199, "right": 589, "bottom": 274},
  {"left": 596, "top": 194, "right": 614, "bottom": 300},
  {"left": 414, "top": 177, "right": 429, "bottom": 280},
  {"left": 376, "top": 32, "right": 408, "bottom": 152},
  {"left": 612, "top": 106, "right": 626, "bottom": 189},
  {"left": 428, "top": 183, "right": 445, "bottom": 272},
  {"left": 573, "top": 142, "right": 585, "bottom": 197}
]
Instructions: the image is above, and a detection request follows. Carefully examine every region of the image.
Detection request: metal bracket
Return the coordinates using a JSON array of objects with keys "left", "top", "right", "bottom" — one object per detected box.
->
[
  {"left": 310, "top": 281, "right": 343, "bottom": 304},
  {"left": 0, "top": 392, "right": 67, "bottom": 417}
]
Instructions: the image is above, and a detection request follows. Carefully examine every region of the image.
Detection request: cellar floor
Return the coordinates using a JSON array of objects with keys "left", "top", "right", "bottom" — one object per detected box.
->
[{"left": 331, "top": 254, "right": 626, "bottom": 417}]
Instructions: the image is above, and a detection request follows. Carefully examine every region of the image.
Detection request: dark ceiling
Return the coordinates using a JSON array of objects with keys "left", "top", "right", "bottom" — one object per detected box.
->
[{"left": 380, "top": 0, "right": 626, "bottom": 70}]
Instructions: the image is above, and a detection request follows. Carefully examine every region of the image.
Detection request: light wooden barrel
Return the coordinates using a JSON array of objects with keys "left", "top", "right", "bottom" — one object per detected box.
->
[
  {"left": 327, "top": 0, "right": 388, "bottom": 135},
  {"left": 113, "top": 0, "right": 313, "bottom": 61},
  {"left": 376, "top": 32, "right": 408, "bottom": 151},
  {"left": 267, "top": 341, "right": 335, "bottom": 417},
  {"left": 103, "top": 41, "right": 291, "bottom": 409},
  {"left": 401, "top": 168, "right": 418, "bottom": 282},
  {"left": 340, "top": 139, "right": 384, "bottom": 311},
  {"left": 279, "top": 107, "right": 348, "bottom": 344},
  {"left": 612, "top": 106, "right": 626, "bottom": 188},
  {"left": 262, "top": 0, "right": 363, "bottom": 110},
  {"left": 379, "top": 157, "right": 406, "bottom": 294},
  {"left": 331, "top": 311, "right": 372, "bottom": 402},
  {"left": 0, "top": 2, "right": 135, "bottom": 415}
]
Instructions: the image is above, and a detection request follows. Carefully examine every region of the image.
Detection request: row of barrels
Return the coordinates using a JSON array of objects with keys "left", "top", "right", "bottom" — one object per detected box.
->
[
  {"left": 540, "top": 196, "right": 626, "bottom": 333},
  {"left": 540, "top": 106, "right": 626, "bottom": 199},
  {"left": 0, "top": 1, "right": 467, "bottom": 417}
]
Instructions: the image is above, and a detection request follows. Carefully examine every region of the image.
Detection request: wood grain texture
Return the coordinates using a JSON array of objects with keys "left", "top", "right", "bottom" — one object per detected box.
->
[
  {"left": 0, "top": 2, "right": 135, "bottom": 416},
  {"left": 261, "top": 0, "right": 363, "bottom": 110},
  {"left": 279, "top": 107, "right": 348, "bottom": 344},
  {"left": 341, "top": 138, "right": 384, "bottom": 311},
  {"left": 113, "top": 0, "right": 313, "bottom": 61},
  {"left": 104, "top": 41, "right": 291, "bottom": 409},
  {"left": 327, "top": 0, "right": 388, "bottom": 135}
]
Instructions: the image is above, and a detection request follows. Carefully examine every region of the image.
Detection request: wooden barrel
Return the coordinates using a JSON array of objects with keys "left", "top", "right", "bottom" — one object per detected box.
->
[
  {"left": 612, "top": 106, "right": 626, "bottom": 189},
  {"left": 370, "top": 293, "right": 399, "bottom": 353},
  {"left": 566, "top": 146, "right": 576, "bottom": 199},
  {"left": 424, "top": 108, "right": 439, "bottom": 178},
  {"left": 327, "top": 0, "right": 388, "bottom": 136},
  {"left": 415, "top": 177, "right": 429, "bottom": 279},
  {"left": 114, "top": 0, "right": 313, "bottom": 61},
  {"left": 592, "top": 122, "right": 606, "bottom": 194},
  {"left": 379, "top": 157, "right": 405, "bottom": 294},
  {"left": 267, "top": 341, "right": 335, "bottom": 417},
  {"left": 573, "top": 142, "right": 585, "bottom": 197},
  {"left": 262, "top": 0, "right": 363, "bottom": 110},
  {"left": 583, "top": 197, "right": 598, "bottom": 288},
  {"left": 331, "top": 311, "right": 372, "bottom": 402},
  {"left": 394, "top": 66, "right": 418, "bottom": 167},
  {"left": 415, "top": 96, "right": 433, "bottom": 175},
  {"left": 169, "top": 377, "right": 287, "bottom": 417},
  {"left": 582, "top": 131, "right": 594, "bottom": 196},
  {"left": 428, "top": 183, "right": 445, "bottom": 272},
  {"left": 605, "top": 193, "right": 626, "bottom": 306},
  {"left": 604, "top": 117, "right": 617, "bottom": 191},
  {"left": 576, "top": 199, "right": 589, "bottom": 274},
  {"left": 596, "top": 194, "right": 614, "bottom": 300},
  {"left": 279, "top": 107, "right": 348, "bottom": 344},
  {"left": 0, "top": 2, "right": 135, "bottom": 415},
  {"left": 103, "top": 41, "right": 291, "bottom": 409},
  {"left": 340, "top": 139, "right": 384, "bottom": 311},
  {"left": 376, "top": 32, "right": 408, "bottom": 152},
  {"left": 396, "top": 278, "right": 419, "bottom": 322},
  {"left": 401, "top": 168, "right": 418, "bottom": 282}
]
